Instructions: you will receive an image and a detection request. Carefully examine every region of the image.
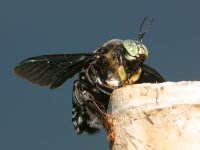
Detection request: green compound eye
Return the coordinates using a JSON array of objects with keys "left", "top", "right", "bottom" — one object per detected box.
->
[{"left": 123, "top": 40, "right": 139, "bottom": 57}]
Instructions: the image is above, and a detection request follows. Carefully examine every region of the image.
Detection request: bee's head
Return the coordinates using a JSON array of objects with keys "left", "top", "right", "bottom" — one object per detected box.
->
[
  {"left": 123, "top": 17, "right": 153, "bottom": 62},
  {"left": 123, "top": 40, "right": 148, "bottom": 61}
]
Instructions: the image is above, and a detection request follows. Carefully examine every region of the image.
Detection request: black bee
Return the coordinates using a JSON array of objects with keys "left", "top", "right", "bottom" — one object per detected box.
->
[{"left": 14, "top": 17, "right": 165, "bottom": 134}]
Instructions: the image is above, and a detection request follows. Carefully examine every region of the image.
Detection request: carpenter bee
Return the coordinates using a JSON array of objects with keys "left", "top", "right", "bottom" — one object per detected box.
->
[{"left": 14, "top": 17, "right": 165, "bottom": 134}]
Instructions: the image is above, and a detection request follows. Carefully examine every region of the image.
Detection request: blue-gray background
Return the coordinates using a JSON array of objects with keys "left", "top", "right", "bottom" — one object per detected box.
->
[{"left": 1, "top": 0, "right": 200, "bottom": 150}]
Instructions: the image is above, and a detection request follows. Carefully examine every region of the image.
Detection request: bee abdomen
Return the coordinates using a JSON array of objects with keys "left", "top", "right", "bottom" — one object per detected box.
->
[{"left": 72, "top": 76, "right": 103, "bottom": 134}]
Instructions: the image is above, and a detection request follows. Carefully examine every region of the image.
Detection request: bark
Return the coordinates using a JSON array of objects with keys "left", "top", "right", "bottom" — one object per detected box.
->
[{"left": 109, "top": 81, "right": 200, "bottom": 150}]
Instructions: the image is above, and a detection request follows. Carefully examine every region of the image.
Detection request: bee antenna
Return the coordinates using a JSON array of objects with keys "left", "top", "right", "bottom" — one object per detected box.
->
[{"left": 138, "top": 16, "right": 154, "bottom": 43}]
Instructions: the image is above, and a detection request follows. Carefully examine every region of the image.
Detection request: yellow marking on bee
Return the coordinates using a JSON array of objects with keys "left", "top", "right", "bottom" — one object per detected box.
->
[
  {"left": 128, "top": 67, "right": 142, "bottom": 84},
  {"left": 117, "top": 65, "right": 127, "bottom": 82},
  {"left": 106, "top": 50, "right": 117, "bottom": 70}
]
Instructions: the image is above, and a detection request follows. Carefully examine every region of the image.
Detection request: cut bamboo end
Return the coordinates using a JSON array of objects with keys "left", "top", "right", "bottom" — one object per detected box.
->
[{"left": 109, "top": 81, "right": 200, "bottom": 150}]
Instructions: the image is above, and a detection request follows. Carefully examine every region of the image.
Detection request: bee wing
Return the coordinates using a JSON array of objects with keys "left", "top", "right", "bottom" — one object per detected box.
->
[
  {"left": 14, "top": 54, "right": 94, "bottom": 89},
  {"left": 137, "top": 64, "right": 165, "bottom": 83}
]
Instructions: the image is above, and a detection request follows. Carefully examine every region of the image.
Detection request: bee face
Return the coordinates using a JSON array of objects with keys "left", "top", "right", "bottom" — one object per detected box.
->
[{"left": 122, "top": 40, "right": 148, "bottom": 61}]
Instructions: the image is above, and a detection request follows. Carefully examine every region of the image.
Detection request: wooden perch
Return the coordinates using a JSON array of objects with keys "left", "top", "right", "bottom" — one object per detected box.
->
[{"left": 108, "top": 81, "right": 200, "bottom": 150}]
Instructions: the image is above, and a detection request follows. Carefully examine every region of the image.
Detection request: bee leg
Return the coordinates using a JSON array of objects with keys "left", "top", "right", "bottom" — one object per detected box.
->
[{"left": 72, "top": 74, "right": 108, "bottom": 134}]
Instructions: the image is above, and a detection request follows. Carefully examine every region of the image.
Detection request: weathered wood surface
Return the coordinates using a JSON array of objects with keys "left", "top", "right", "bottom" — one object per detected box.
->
[{"left": 109, "top": 81, "right": 200, "bottom": 150}]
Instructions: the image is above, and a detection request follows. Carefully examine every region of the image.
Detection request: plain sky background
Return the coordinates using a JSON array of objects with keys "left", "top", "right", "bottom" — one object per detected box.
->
[{"left": 1, "top": 0, "right": 200, "bottom": 150}]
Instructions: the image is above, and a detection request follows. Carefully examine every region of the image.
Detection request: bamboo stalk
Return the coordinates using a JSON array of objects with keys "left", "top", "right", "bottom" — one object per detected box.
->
[{"left": 109, "top": 81, "right": 200, "bottom": 150}]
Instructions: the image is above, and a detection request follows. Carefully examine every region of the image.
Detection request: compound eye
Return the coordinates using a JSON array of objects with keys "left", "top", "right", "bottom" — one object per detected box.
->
[{"left": 123, "top": 40, "right": 138, "bottom": 57}]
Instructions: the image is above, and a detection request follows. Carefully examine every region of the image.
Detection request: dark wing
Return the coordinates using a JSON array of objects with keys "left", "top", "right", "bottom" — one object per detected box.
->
[
  {"left": 136, "top": 64, "right": 165, "bottom": 83},
  {"left": 14, "top": 54, "right": 94, "bottom": 89}
]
